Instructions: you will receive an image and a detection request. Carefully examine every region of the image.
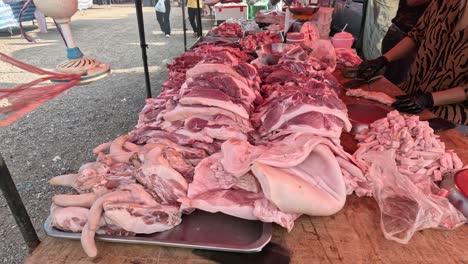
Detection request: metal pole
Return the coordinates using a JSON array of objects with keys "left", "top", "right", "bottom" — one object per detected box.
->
[
  {"left": 181, "top": 0, "right": 187, "bottom": 51},
  {"left": 196, "top": 0, "right": 202, "bottom": 37},
  {"left": 135, "top": 0, "right": 152, "bottom": 98},
  {"left": 356, "top": 0, "right": 368, "bottom": 57},
  {"left": 0, "top": 153, "right": 40, "bottom": 252}
]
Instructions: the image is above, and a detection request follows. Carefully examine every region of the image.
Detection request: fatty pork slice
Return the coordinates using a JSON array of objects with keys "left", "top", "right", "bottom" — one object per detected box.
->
[
  {"left": 252, "top": 83, "right": 352, "bottom": 137},
  {"left": 135, "top": 146, "right": 189, "bottom": 204},
  {"left": 48, "top": 159, "right": 135, "bottom": 194},
  {"left": 186, "top": 63, "right": 251, "bottom": 89},
  {"left": 194, "top": 133, "right": 361, "bottom": 222},
  {"left": 221, "top": 133, "right": 359, "bottom": 178},
  {"left": 50, "top": 204, "right": 136, "bottom": 236},
  {"left": 185, "top": 114, "right": 254, "bottom": 141},
  {"left": 50, "top": 204, "right": 90, "bottom": 232},
  {"left": 361, "top": 149, "right": 466, "bottom": 244},
  {"left": 102, "top": 202, "right": 181, "bottom": 234},
  {"left": 250, "top": 144, "right": 346, "bottom": 216},
  {"left": 180, "top": 72, "right": 256, "bottom": 104},
  {"left": 181, "top": 190, "right": 299, "bottom": 231},
  {"left": 183, "top": 152, "right": 298, "bottom": 230},
  {"left": 346, "top": 88, "right": 396, "bottom": 106},
  {"left": 179, "top": 88, "right": 250, "bottom": 119},
  {"left": 187, "top": 153, "right": 261, "bottom": 199},
  {"left": 162, "top": 104, "right": 248, "bottom": 124},
  {"left": 80, "top": 184, "right": 180, "bottom": 258}
]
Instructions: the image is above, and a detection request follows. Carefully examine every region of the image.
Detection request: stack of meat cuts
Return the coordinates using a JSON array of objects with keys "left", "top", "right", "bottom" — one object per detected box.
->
[
  {"left": 182, "top": 132, "right": 362, "bottom": 230},
  {"left": 47, "top": 30, "right": 465, "bottom": 259},
  {"left": 181, "top": 41, "right": 362, "bottom": 230},
  {"left": 335, "top": 48, "right": 362, "bottom": 67},
  {"left": 207, "top": 22, "right": 243, "bottom": 38},
  {"left": 239, "top": 31, "right": 283, "bottom": 53},
  {"left": 47, "top": 43, "right": 267, "bottom": 257}
]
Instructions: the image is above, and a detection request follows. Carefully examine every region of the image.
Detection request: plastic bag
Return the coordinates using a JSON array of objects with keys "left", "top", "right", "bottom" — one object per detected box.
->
[
  {"left": 309, "top": 40, "right": 336, "bottom": 72},
  {"left": 362, "top": 149, "right": 466, "bottom": 244},
  {"left": 155, "top": 0, "right": 165, "bottom": 13},
  {"left": 0, "top": 53, "right": 80, "bottom": 127},
  {"left": 309, "top": 40, "right": 337, "bottom": 72}
]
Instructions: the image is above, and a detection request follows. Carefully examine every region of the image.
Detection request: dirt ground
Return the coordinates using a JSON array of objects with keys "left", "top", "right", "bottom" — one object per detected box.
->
[{"left": 0, "top": 4, "right": 210, "bottom": 263}]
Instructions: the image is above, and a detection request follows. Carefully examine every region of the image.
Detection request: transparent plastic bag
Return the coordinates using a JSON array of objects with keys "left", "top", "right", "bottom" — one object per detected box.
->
[
  {"left": 309, "top": 40, "right": 336, "bottom": 72},
  {"left": 155, "top": 0, "right": 166, "bottom": 13},
  {"left": 362, "top": 150, "right": 466, "bottom": 244}
]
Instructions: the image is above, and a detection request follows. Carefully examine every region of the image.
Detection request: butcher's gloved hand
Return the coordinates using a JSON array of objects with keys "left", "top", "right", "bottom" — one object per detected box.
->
[
  {"left": 357, "top": 56, "right": 389, "bottom": 80},
  {"left": 391, "top": 91, "right": 434, "bottom": 114}
]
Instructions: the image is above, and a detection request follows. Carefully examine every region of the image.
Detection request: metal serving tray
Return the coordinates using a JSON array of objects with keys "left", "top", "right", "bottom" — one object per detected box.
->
[{"left": 44, "top": 210, "right": 272, "bottom": 253}]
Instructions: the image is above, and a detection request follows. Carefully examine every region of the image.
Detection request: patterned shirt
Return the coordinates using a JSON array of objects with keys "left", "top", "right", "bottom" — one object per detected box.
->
[{"left": 400, "top": 0, "right": 468, "bottom": 125}]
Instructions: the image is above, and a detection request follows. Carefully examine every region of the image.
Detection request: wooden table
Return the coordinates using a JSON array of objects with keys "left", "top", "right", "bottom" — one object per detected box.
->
[{"left": 25, "top": 76, "right": 468, "bottom": 264}]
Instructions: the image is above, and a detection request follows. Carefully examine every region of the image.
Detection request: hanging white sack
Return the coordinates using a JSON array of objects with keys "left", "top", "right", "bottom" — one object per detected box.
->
[{"left": 155, "top": 0, "right": 165, "bottom": 13}]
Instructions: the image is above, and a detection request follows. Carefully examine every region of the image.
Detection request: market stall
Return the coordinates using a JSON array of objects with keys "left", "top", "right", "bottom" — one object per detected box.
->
[
  {"left": 25, "top": 74, "right": 468, "bottom": 263},
  {"left": 2, "top": 1, "right": 467, "bottom": 264}
]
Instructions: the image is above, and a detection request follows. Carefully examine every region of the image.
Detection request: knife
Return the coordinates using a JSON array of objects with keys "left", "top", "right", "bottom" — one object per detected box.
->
[{"left": 343, "top": 75, "right": 383, "bottom": 90}]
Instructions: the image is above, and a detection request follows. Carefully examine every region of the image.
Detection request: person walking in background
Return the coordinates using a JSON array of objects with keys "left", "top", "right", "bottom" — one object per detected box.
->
[
  {"left": 156, "top": 0, "right": 171, "bottom": 38},
  {"left": 187, "top": 0, "right": 203, "bottom": 37},
  {"left": 381, "top": 0, "right": 430, "bottom": 85}
]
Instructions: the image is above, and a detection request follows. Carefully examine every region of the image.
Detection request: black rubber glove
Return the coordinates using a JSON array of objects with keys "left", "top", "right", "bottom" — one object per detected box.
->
[
  {"left": 357, "top": 56, "right": 389, "bottom": 80},
  {"left": 391, "top": 91, "right": 434, "bottom": 114}
]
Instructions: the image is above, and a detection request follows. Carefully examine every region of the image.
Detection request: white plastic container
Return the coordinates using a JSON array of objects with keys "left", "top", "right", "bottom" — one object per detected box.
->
[{"left": 214, "top": 3, "right": 248, "bottom": 22}]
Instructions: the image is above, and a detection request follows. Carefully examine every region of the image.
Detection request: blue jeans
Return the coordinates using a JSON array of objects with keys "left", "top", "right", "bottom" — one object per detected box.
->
[{"left": 381, "top": 24, "right": 416, "bottom": 85}]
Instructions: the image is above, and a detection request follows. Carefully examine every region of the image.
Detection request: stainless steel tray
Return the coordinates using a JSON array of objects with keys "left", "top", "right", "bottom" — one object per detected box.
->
[
  {"left": 44, "top": 210, "right": 272, "bottom": 253},
  {"left": 347, "top": 103, "right": 389, "bottom": 135}
]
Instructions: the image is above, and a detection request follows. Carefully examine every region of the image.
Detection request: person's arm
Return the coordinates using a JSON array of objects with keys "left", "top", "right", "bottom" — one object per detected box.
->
[
  {"left": 433, "top": 85, "right": 468, "bottom": 106},
  {"left": 391, "top": 84, "right": 468, "bottom": 114},
  {"left": 357, "top": 37, "right": 419, "bottom": 79},
  {"left": 382, "top": 37, "right": 419, "bottom": 63},
  {"left": 406, "top": 0, "right": 431, "bottom": 7}
]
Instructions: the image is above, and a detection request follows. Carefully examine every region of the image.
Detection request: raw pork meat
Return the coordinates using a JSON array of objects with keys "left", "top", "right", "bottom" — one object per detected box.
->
[
  {"left": 80, "top": 184, "right": 181, "bottom": 258},
  {"left": 207, "top": 22, "right": 242, "bottom": 38},
  {"left": 184, "top": 133, "right": 362, "bottom": 230},
  {"left": 349, "top": 111, "right": 466, "bottom": 243},
  {"left": 179, "top": 88, "right": 250, "bottom": 119},
  {"left": 252, "top": 83, "right": 351, "bottom": 138},
  {"left": 335, "top": 48, "right": 363, "bottom": 67},
  {"left": 135, "top": 146, "right": 189, "bottom": 204},
  {"left": 346, "top": 88, "right": 396, "bottom": 106},
  {"left": 239, "top": 31, "right": 283, "bottom": 53}
]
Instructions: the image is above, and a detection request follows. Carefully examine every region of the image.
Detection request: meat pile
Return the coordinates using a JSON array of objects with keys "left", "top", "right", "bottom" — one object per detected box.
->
[
  {"left": 182, "top": 133, "right": 362, "bottom": 231},
  {"left": 239, "top": 31, "right": 283, "bottom": 53},
  {"left": 47, "top": 31, "right": 465, "bottom": 258},
  {"left": 335, "top": 48, "right": 362, "bottom": 67},
  {"left": 176, "top": 38, "right": 362, "bottom": 230},
  {"left": 349, "top": 111, "right": 466, "bottom": 243},
  {"left": 207, "top": 22, "right": 242, "bottom": 38}
]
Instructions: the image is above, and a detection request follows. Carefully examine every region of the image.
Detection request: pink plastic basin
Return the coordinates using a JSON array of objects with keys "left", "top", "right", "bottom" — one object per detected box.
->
[{"left": 331, "top": 37, "right": 354, "bottom": 49}]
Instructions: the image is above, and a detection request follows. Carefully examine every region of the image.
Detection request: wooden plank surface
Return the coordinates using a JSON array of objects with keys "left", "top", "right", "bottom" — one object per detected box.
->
[{"left": 26, "top": 75, "right": 468, "bottom": 264}]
